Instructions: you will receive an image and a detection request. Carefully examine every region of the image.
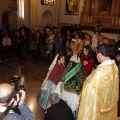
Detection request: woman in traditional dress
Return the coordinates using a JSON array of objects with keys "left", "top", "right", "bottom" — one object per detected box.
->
[
  {"left": 54, "top": 40, "right": 86, "bottom": 118},
  {"left": 37, "top": 54, "right": 66, "bottom": 110}
]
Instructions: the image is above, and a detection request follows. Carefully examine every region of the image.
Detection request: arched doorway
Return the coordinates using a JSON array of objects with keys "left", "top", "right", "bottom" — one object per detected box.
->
[
  {"left": 2, "top": 10, "right": 11, "bottom": 31},
  {"left": 41, "top": 11, "right": 53, "bottom": 27}
]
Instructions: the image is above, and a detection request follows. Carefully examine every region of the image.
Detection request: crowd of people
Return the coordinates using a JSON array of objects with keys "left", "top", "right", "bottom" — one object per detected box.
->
[
  {"left": 37, "top": 24, "right": 120, "bottom": 119},
  {"left": 0, "top": 23, "right": 120, "bottom": 120},
  {"left": 37, "top": 41, "right": 120, "bottom": 120},
  {"left": 0, "top": 23, "right": 119, "bottom": 59},
  {"left": 36, "top": 24, "right": 120, "bottom": 119}
]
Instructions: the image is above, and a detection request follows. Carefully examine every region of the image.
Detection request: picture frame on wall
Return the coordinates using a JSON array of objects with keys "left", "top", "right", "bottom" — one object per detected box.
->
[{"left": 65, "top": 0, "right": 79, "bottom": 15}]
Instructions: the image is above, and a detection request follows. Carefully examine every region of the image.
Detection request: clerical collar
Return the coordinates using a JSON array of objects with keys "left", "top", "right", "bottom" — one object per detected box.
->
[
  {"left": 99, "top": 59, "right": 115, "bottom": 66},
  {"left": 0, "top": 106, "right": 14, "bottom": 113}
]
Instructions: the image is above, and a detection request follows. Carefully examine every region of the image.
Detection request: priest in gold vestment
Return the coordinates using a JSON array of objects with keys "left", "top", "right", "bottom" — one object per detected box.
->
[{"left": 77, "top": 43, "right": 119, "bottom": 120}]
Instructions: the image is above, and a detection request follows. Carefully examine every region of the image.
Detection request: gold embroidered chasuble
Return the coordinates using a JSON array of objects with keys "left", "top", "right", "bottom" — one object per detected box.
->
[{"left": 77, "top": 60, "right": 119, "bottom": 120}]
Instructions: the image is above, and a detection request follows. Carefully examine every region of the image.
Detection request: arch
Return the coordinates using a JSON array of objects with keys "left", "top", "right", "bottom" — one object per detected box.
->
[
  {"left": 41, "top": 10, "right": 53, "bottom": 27},
  {"left": 2, "top": 10, "right": 11, "bottom": 30}
]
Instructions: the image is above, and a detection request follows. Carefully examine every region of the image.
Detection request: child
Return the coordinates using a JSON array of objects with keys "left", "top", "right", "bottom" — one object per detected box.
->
[{"left": 37, "top": 54, "right": 66, "bottom": 110}]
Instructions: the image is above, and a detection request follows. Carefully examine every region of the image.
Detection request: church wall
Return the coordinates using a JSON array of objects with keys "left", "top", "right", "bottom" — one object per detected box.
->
[
  {"left": 0, "top": 0, "right": 12, "bottom": 29},
  {"left": 23, "top": 0, "right": 31, "bottom": 28},
  {"left": 37, "top": 0, "right": 85, "bottom": 27},
  {"left": 0, "top": 0, "right": 85, "bottom": 29},
  {"left": 58, "top": 0, "right": 85, "bottom": 26},
  {"left": 38, "top": 0, "right": 56, "bottom": 28}
]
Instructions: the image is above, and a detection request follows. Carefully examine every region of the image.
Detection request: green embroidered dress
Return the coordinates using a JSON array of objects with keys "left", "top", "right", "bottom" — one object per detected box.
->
[
  {"left": 62, "top": 60, "right": 86, "bottom": 94},
  {"left": 55, "top": 54, "right": 86, "bottom": 115}
]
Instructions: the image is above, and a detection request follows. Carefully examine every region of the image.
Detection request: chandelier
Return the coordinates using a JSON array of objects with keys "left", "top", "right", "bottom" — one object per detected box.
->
[{"left": 41, "top": 0, "right": 55, "bottom": 6}]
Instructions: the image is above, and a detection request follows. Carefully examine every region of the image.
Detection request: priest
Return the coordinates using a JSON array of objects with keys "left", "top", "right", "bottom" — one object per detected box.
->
[{"left": 77, "top": 43, "right": 119, "bottom": 120}]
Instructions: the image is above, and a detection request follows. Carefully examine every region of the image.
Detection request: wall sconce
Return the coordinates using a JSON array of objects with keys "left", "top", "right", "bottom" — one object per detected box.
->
[{"left": 41, "top": 0, "right": 55, "bottom": 6}]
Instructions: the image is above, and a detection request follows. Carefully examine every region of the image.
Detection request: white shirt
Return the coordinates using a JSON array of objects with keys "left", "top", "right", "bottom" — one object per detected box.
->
[
  {"left": 99, "top": 59, "right": 115, "bottom": 66},
  {"left": 2, "top": 37, "right": 12, "bottom": 46}
]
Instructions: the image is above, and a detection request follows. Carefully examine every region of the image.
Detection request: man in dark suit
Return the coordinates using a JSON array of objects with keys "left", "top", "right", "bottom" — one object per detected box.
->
[{"left": 44, "top": 93, "right": 75, "bottom": 120}]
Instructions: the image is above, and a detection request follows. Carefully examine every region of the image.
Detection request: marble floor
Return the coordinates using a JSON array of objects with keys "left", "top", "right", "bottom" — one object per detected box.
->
[
  {"left": 0, "top": 56, "right": 51, "bottom": 120},
  {"left": 0, "top": 56, "right": 120, "bottom": 120}
]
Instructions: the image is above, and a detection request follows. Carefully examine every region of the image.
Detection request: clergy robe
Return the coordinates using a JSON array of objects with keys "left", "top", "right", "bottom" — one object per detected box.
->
[{"left": 77, "top": 59, "right": 119, "bottom": 120}]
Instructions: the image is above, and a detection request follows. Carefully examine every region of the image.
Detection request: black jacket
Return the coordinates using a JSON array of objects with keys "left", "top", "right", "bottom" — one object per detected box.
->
[{"left": 44, "top": 99, "right": 75, "bottom": 120}]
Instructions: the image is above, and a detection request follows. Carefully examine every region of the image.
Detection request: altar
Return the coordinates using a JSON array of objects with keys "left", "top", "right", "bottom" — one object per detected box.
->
[{"left": 81, "top": 30, "right": 120, "bottom": 42}]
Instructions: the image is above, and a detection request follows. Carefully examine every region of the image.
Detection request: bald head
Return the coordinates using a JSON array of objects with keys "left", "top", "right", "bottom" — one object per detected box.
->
[{"left": 0, "top": 83, "right": 14, "bottom": 105}]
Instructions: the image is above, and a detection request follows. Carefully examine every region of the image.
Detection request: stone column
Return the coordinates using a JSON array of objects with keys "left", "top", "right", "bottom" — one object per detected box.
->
[{"left": 31, "top": 0, "right": 38, "bottom": 28}]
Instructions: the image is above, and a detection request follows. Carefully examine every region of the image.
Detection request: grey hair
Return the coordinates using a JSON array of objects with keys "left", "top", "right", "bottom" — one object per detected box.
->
[{"left": 49, "top": 93, "right": 60, "bottom": 105}]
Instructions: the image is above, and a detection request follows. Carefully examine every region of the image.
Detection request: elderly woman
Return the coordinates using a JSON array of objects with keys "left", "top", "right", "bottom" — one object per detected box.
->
[{"left": 44, "top": 93, "right": 75, "bottom": 120}]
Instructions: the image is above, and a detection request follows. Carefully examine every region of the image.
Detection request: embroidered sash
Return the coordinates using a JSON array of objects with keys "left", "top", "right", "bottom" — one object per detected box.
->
[{"left": 61, "top": 61, "right": 86, "bottom": 94}]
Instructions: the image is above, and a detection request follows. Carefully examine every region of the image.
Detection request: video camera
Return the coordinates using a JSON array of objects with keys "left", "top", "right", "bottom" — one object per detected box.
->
[{"left": 10, "top": 75, "right": 25, "bottom": 101}]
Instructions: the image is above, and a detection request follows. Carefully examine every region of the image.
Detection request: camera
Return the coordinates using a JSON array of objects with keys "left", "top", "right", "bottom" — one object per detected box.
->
[
  {"left": 14, "top": 85, "right": 25, "bottom": 103},
  {"left": 10, "top": 75, "right": 25, "bottom": 101},
  {"left": 10, "top": 75, "right": 20, "bottom": 89}
]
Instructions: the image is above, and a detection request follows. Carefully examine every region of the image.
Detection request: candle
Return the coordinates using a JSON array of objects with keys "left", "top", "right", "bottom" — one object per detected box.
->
[
  {"left": 115, "top": 17, "right": 117, "bottom": 25},
  {"left": 85, "top": 16, "right": 86, "bottom": 23},
  {"left": 88, "top": 16, "right": 89, "bottom": 23},
  {"left": 119, "top": 17, "right": 120, "bottom": 25},
  {"left": 112, "top": 17, "right": 114, "bottom": 25},
  {"left": 91, "top": 16, "right": 92, "bottom": 23}
]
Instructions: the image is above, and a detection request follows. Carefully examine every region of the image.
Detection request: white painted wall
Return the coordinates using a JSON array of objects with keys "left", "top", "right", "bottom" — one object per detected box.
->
[
  {"left": 31, "top": 0, "right": 85, "bottom": 28},
  {"left": 0, "top": 0, "right": 30, "bottom": 29},
  {"left": 0, "top": 0, "right": 85, "bottom": 29},
  {"left": 38, "top": 0, "right": 56, "bottom": 27},
  {"left": 37, "top": 0, "right": 85, "bottom": 27},
  {"left": 59, "top": 0, "right": 85, "bottom": 24},
  {"left": 41, "top": 11, "right": 53, "bottom": 26}
]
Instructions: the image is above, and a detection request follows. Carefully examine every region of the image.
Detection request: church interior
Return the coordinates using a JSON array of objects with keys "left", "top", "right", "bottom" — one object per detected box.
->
[{"left": 0, "top": 0, "right": 120, "bottom": 120}]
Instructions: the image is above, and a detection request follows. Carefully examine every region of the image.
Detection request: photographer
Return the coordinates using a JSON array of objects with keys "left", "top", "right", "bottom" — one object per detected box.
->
[{"left": 0, "top": 83, "right": 35, "bottom": 120}]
